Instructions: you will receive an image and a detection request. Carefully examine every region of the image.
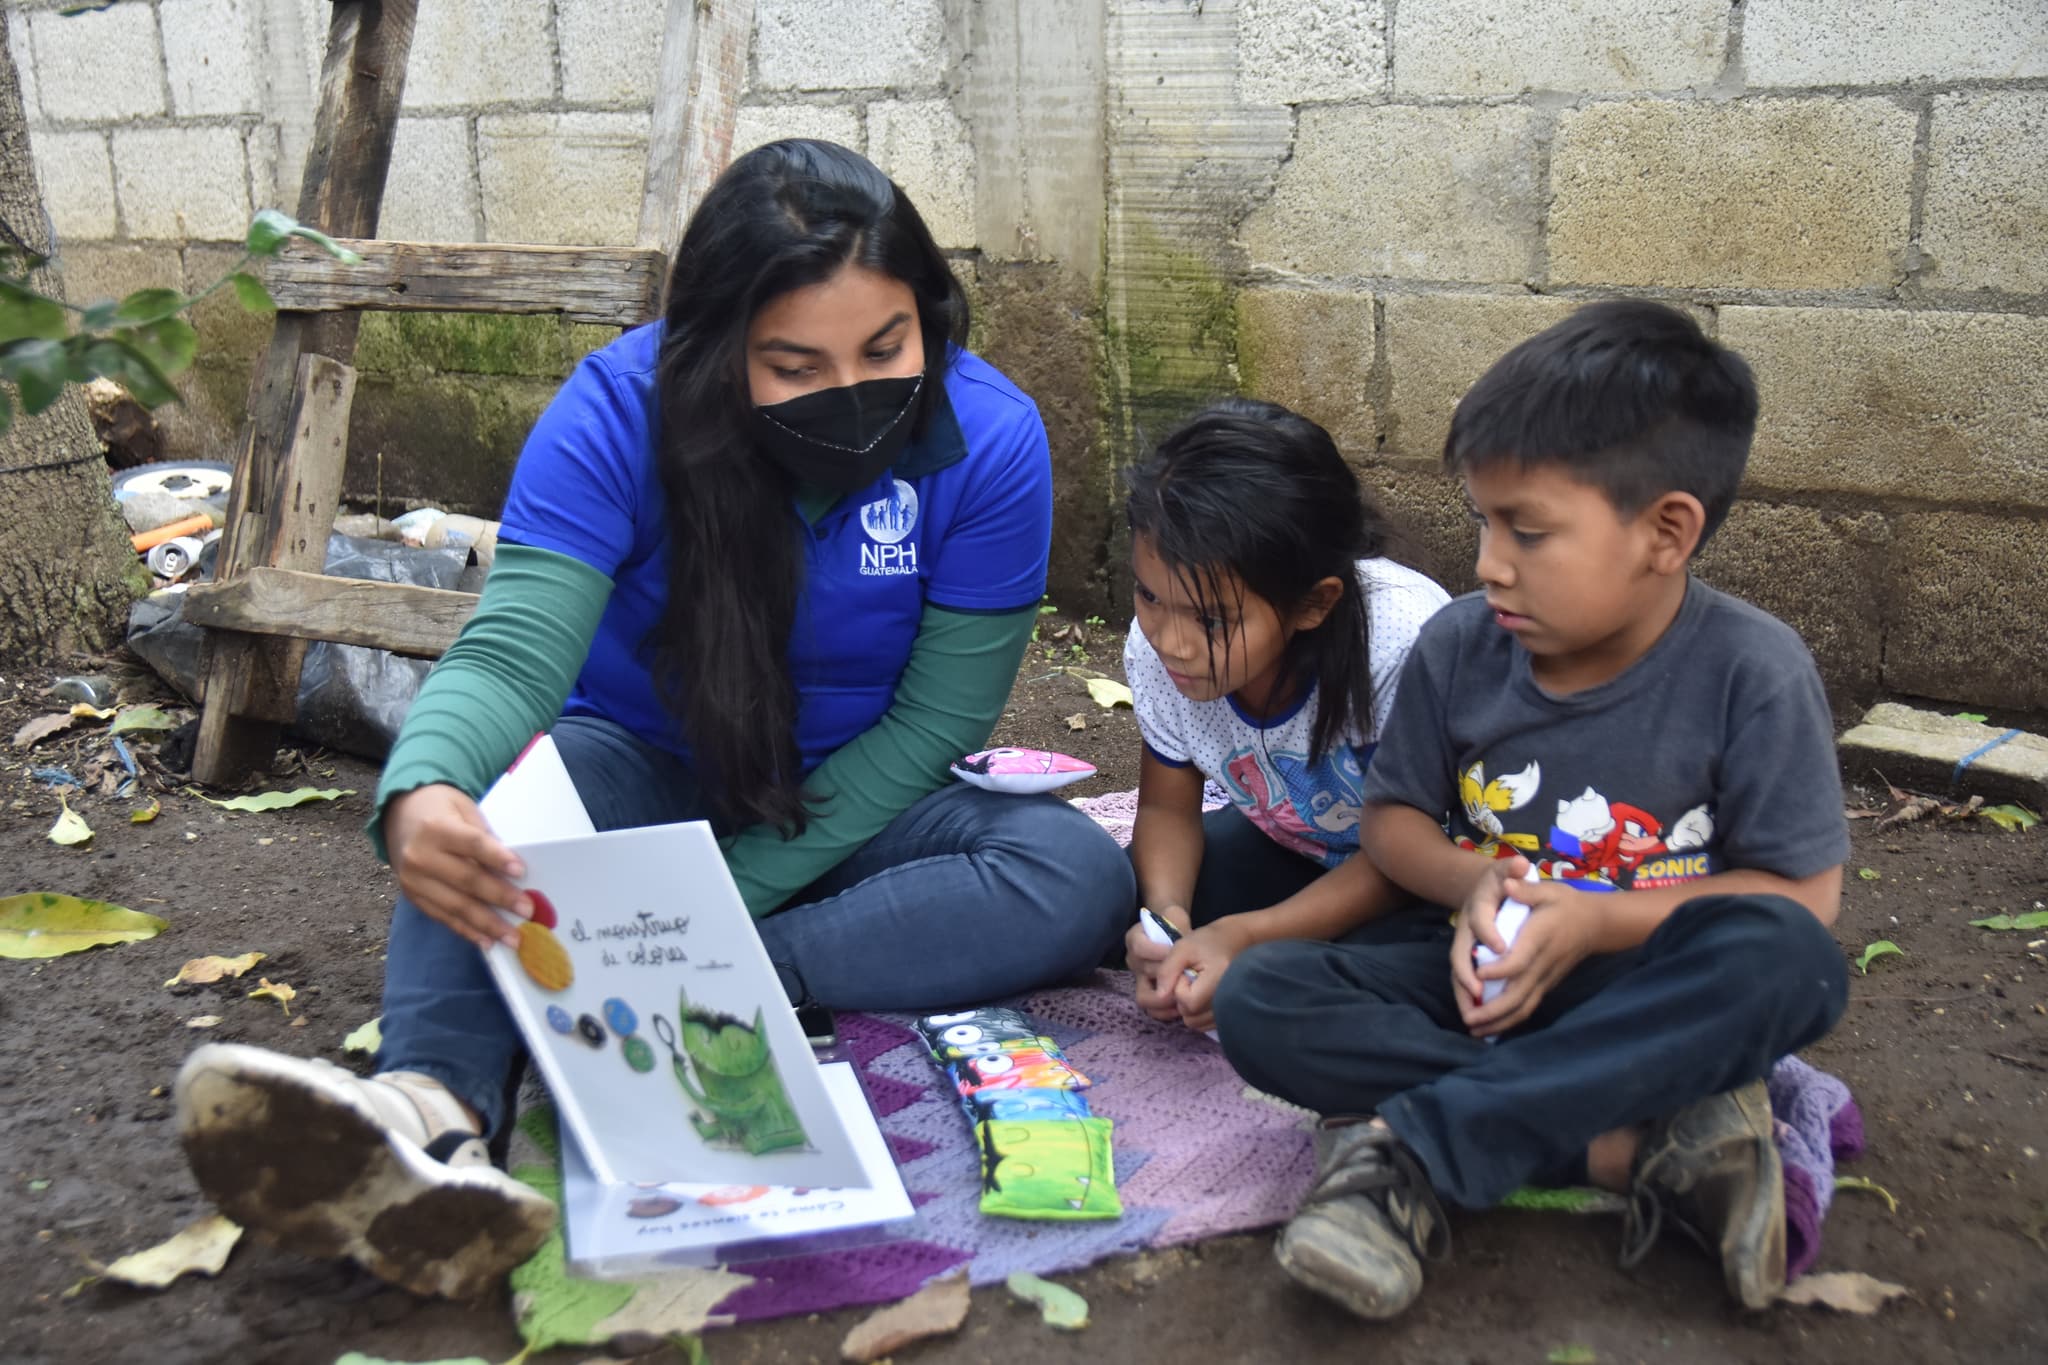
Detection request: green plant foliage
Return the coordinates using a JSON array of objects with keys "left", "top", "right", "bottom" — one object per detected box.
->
[{"left": 1855, "top": 940, "right": 1905, "bottom": 975}]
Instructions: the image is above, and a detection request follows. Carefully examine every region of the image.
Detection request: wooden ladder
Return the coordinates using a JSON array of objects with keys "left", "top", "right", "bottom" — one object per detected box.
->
[{"left": 186, "top": 0, "right": 754, "bottom": 786}]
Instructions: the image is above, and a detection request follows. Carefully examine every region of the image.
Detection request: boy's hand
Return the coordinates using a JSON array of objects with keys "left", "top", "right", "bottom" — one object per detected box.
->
[
  {"left": 1126, "top": 904, "right": 1191, "bottom": 1023},
  {"left": 1457, "top": 879, "right": 1603, "bottom": 1037},
  {"left": 1448, "top": 855, "right": 1533, "bottom": 1004},
  {"left": 385, "top": 783, "right": 531, "bottom": 952},
  {"left": 1164, "top": 917, "right": 1255, "bottom": 1033}
]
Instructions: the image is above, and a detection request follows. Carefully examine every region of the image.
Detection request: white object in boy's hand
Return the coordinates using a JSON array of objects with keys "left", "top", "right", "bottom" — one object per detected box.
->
[{"left": 1472, "top": 892, "right": 1533, "bottom": 1007}]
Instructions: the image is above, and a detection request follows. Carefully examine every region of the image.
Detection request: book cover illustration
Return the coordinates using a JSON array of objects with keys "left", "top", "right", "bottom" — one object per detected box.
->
[{"left": 478, "top": 736, "right": 870, "bottom": 1191}]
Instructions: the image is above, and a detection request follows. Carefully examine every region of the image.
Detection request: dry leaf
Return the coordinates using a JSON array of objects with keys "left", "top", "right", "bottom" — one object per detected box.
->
[
  {"left": 131, "top": 799, "right": 161, "bottom": 825},
  {"left": 1874, "top": 793, "right": 1942, "bottom": 833},
  {"left": 1777, "top": 1271, "right": 1909, "bottom": 1314},
  {"left": 1084, "top": 676, "right": 1133, "bottom": 710},
  {"left": 246, "top": 978, "right": 297, "bottom": 1015},
  {"left": 102, "top": 1214, "right": 242, "bottom": 1289},
  {"left": 164, "top": 951, "right": 266, "bottom": 988},
  {"left": 1065, "top": 713, "right": 1088, "bottom": 732},
  {"left": 842, "top": 1272, "right": 970, "bottom": 1362},
  {"left": 47, "top": 799, "right": 93, "bottom": 847},
  {"left": 11, "top": 711, "right": 77, "bottom": 749},
  {"left": 186, "top": 1015, "right": 223, "bottom": 1029},
  {"left": 588, "top": 1266, "right": 755, "bottom": 1343},
  {"left": 342, "top": 1016, "right": 383, "bottom": 1055},
  {"left": 69, "top": 703, "right": 116, "bottom": 721}
]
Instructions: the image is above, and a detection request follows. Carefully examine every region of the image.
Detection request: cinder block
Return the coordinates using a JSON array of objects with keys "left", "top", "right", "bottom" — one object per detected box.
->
[
  {"left": 1382, "top": 292, "right": 1578, "bottom": 460},
  {"left": 1549, "top": 99, "right": 1915, "bottom": 289},
  {"left": 1838, "top": 704, "right": 2048, "bottom": 808},
  {"left": 47, "top": 242, "right": 183, "bottom": 315},
  {"left": 1242, "top": 105, "right": 1539, "bottom": 284},
  {"left": 732, "top": 103, "right": 864, "bottom": 158},
  {"left": 35, "top": 130, "right": 117, "bottom": 243},
  {"left": 11, "top": 12, "right": 41, "bottom": 124},
  {"left": 403, "top": 0, "right": 555, "bottom": 110},
  {"left": 380, "top": 116, "right": 481, "bottom": 243},
  {"left": 868, "top": 98, "right": 975, "bottom": 250},
  {"left": 29, "top": 3, "right": 163, "bottom": 121},
  {"left": 1885, "top": 514, "right": 2048, "bottom": 713},
  {"left": 1236, "top": 287, "right": 1378, "bottom": 451},
  {"left": 1744, "top": 0, "right": 2048, "bottom": 86},
  {"left": 184, "top": 243, "right": 273, "bottom": 370},
  {"left": 1923, "top": 92, "right": 2048, "bottom": 296},
  {"left": 753, "top": 0, "right": 947, "bottom": 92},
  {"left": 1722, "top": 306, "right": 2048, "bottom": 508},
  {"left": 556, "top": 0, "right": 665, "bottom": 105},
  {"left": 1692, "top": 503, "right": 1886, "bottom": 708},
  {"left": 478, "top": 112, "right": 646, "bottom": 247},
  {"left": 161, "top": 0, "right": 261, "bottom": 116},
  {"left": 1394, "top": 0, "right": 1727, "bottom": 96},
  {"left": 111, "top": 127, "right": 252, "bottom": 242},
  {"left": 1237, "top": 0, "right": 1384, "bottom": 105},
  {"left": 1353, "top": 460, "right": 1478, "bottom": 598}
]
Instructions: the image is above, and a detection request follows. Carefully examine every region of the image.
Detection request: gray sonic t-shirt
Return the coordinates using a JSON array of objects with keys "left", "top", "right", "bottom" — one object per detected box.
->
[{"left": 1364, "top": 580, "right": 1848, "bottom": 896}]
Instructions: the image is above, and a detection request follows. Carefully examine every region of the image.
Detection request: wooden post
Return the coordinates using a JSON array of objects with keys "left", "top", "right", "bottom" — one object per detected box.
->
[
  {"left": 638, "top": 0, "right": 756, "bottom": 260},
  {"left": 193, "top": 0, "right": 416, "bottom": 785}
]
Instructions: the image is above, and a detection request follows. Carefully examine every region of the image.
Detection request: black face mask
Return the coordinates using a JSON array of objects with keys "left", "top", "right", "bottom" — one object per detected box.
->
[{"left": 749, "top": 373, "right": 924, "bottom": 495}]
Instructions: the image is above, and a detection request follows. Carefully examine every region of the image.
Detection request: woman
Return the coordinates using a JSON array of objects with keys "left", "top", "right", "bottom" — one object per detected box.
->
[{"left": 174, "top": 140, "right": 1134, "bottom": 1298}]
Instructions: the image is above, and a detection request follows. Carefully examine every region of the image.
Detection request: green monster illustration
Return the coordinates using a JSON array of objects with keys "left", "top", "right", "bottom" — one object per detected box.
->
[
  {"left": 976, "top": 1117, "right": 1123, "bottom": 1220},
  {"left": 661, "top": 988, "right": 810, "bottom": 1156}
]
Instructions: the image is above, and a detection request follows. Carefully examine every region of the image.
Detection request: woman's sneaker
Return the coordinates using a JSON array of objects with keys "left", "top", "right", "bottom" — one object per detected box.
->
[
  {"left": 174, "top": 1043, "right": 555, "bottom": 1299},
  {"left": 1620, "top": 1079, "right": 1785, "bottom": 1310},
  {"left": 1274, "top": 1119, "right": 1451, "bottom": 1320}
]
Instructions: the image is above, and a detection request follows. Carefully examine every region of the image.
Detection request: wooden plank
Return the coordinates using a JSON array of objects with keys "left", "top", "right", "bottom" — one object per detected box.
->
[
  {"left": 263, "top": 239, "right": 666, "bottom": 325},
  {"left": 638, "top": 0, "right": 755, "bottom": 259},
  {"left": 187, "top": 569, "right": 475, "bottom": 660},
  {"left": 193, "top": 0, "right": 415, "bottom": 785}
]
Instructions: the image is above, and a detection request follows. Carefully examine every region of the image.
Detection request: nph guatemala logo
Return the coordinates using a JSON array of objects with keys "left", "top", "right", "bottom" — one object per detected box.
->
[{"left": 859, "top": 479, "right": 918, "bottom": 577}]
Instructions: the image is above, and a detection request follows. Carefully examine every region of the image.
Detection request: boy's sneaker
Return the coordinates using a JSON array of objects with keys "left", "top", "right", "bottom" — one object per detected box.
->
[
  {"left": 1620, "top": 1079, "right": 1785, "bottom": 1310},
  {"left": 1274, "top": 1119, "right": 1450, "bottom": 1320},
  {"left": 174, "top": 1043, "right": 554, "bottom": 1300}
]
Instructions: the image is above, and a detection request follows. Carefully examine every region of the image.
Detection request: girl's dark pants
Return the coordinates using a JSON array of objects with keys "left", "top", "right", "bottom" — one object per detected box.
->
[{"left": 1212, "top": 889, "right": 1848, "bottom": 1210}]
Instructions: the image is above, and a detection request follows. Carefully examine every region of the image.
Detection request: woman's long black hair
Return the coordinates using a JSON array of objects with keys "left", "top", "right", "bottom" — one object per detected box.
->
[
  {"left": 651, "top": 139, "right": 967, "bottom": 834},
  {"left": 1125, "top": 398, "right": 1392, "bottom": 761}
]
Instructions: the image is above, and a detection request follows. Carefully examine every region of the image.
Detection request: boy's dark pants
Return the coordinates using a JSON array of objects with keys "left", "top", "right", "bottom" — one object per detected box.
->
[{"left": 1213, "top": 894, "right": 1848, "bottom": 1210}]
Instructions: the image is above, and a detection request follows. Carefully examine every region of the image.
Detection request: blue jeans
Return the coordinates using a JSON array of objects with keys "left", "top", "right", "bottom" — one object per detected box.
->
[
  {"left": 1212, "top": 893, "right": 1848, "bottom": 1209},
  {"left": 378, "top": 716, "right": 1135, "bottom": 1136}
]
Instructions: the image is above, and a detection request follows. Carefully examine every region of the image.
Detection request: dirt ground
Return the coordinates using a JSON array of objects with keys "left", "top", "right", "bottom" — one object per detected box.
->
[{"left": 1, "top": 606, "right": 2044, "bottom": 1365}]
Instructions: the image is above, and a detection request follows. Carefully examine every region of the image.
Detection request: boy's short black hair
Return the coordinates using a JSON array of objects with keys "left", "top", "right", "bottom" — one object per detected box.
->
[{"left": 1443, "top": 300, "right": 1759, "bottom": 548}]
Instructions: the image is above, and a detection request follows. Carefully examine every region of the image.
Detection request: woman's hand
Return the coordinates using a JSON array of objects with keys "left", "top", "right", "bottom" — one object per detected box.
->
[
  {"left": 1163, "top": 916, "right": 1255, "bottom": 1033},
  {"left": 1126, "top": 904, "right": 1191, "bottom": 1023},
  {"left": 383, "top": 783, "right": 532, "bottom": 951}
]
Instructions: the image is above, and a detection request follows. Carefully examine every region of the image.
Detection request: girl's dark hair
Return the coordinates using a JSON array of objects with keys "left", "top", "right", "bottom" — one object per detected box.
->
[
  {"left": 1125, "top": 398, "right": 1392, "bottom": 761},
  {"left": 651, "top": 138, "right": 968, "bottom": 833}
]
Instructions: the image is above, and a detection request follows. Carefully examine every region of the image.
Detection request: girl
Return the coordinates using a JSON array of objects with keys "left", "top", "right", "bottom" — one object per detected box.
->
[
  {"left": 1122, "top": 398, "right": 1450, "bottom": 1032},
  {"left": 173, "top": 140, "right": 1134, "bottom": 1298}
]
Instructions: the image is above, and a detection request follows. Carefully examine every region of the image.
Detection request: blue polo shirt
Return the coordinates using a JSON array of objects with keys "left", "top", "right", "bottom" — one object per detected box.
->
[{"left": 497, "top": 323, "right": 1051, "bottom": 775}]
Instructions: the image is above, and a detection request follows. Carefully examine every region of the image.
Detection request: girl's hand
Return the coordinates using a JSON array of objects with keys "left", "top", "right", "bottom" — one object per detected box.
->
[
  {"left": 1165, "top": 917, "right": 1254, "bottom": 1033},
  {"left": 1126, "top": 904, "right": 1191, "bottom": 1023},
  {"left": 1448, "top": 855, "right": 1533, "bottom": 1006},
  {"left": 1457, "top": 878, "right": 1604, "bottom": 1038},
  {"left": 383, "top": 783, "right": 531, "bottom": 952}
]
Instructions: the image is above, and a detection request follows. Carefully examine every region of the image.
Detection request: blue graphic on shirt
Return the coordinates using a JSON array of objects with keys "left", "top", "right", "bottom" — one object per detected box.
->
[{"left": 1221, "top": 743, "right": 1374, "bottom": 869}]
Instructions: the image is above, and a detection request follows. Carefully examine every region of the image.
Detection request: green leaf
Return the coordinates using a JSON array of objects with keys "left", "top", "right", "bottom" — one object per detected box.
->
[
  {"left": 230, "top": 271, "right": 276, "bottom": 315},
  {"left": 341, "top": 1017, "right": 382, "bottom": 1055},
  {"left": 1085, "top": 676, "right": 1133, "bottom": 709},
  {"left": 85, "top": 339, "right": 179, "bottom": 407},
  {"left": 2, "top": 338, "right": 70, "bottom": 413},
  {"left": 79, "top": 300, "right": 118, "bottom": 331},
  {"left": 1954, "top": 712, "right": 1988, "bottom": 724},
  {"left": 1834, "top": 1175, "right": 1898, "bottom": 1214},
  {"left": 48, "top": 799, "right": 93, "bottom": 847},
  {"left": 1855, "top": 940, "right": 1904, "bottom": 975},
  {"left": 191, "top": 786, "right": 354, "bottom": 812},
  {"left": 1968, "top": 910, "right": 2048, "bottom": 931},
  {"left": 508, "top": 1167, "right": 638, "bottom": 1352},
  {"left": 1978, "top": 804, "right": 2040, "bottom": 834},
  {"left": 0, "top": 892, "right": 166, "bottom": 958},
  {"left": 110, "top": 705, "right": 177, "bottom": 737},
  {"left": 1548, "top": 1350, "right": 1598, "bottom": 1365},
  {"left": 1856, "top": 867, "right": 1881, "bottom": 882},
  {"left": 0, "top": 280, "right": 67, "bottom": 344},
  {"left": 0, "top": 387, "right": 12, "bottom": 436},
  {"left": 121, "top": 316, "right": 199, "bottom": 377},
  {"left": 1005, "top": 1272, "right": 1089, "bottom": 1330},
  {"left": 290, "top": 223, "right": 362, "bottom": 263},
  {"left": 332, "top": 1354, "right": 490, "bottom": 1365},
  {"left": 246, "top": 209, "right": 297, "bottom": 256},
  {"left": 113, "top": 287, "right": 188, "bottom": 326}
]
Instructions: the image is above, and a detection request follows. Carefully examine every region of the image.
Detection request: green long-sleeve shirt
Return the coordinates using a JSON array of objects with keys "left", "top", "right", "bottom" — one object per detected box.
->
[{"left": 370, "top": 540, "right": 1034, "bottom": 916}]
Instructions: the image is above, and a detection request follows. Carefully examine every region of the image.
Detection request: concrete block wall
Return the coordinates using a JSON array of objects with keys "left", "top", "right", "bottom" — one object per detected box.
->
[{"left": 1183, "top": 0, "right": 2048, "bottom": 713}]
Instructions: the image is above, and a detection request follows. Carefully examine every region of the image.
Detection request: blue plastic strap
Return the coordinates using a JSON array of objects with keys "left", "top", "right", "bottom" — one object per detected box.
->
[{"left": 1952, "top": 728, "right": 2022, "bottom": 784}]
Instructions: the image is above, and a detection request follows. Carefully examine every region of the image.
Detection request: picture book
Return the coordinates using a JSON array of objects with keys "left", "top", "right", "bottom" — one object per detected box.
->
[
  {"left": 559, "top": 1060, "right": 916, "bottom": 1278},
  {"left": 477, "top": 735, "right": 871, "bottom": 1191}
]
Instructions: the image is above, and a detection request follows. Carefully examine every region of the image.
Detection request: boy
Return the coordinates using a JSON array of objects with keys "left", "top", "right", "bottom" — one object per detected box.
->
[{"left": 1211, "top": 300, "right": 1850, "bottom": 1319}]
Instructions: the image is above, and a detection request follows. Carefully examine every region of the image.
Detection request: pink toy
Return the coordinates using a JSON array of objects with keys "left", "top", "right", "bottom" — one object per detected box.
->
[{"left": 950, "top": 747, "right": 1097, "bottom": 794}]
